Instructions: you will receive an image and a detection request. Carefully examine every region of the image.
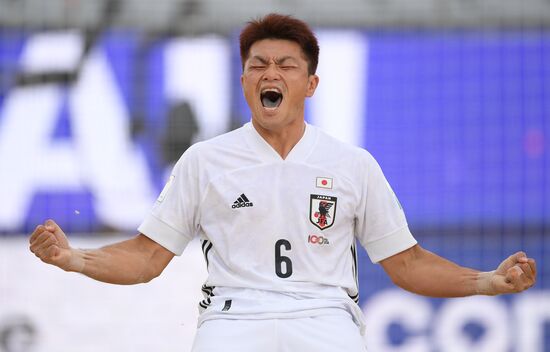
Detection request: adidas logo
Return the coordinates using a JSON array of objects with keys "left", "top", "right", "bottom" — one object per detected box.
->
[{"left": 232, "top": 193, "right": 253, "bottom": 208}]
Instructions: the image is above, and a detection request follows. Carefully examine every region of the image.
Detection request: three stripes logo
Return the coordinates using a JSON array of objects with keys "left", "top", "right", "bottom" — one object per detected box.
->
[{"left": 232, "top": 193, "right": 253, "bottom": 209}]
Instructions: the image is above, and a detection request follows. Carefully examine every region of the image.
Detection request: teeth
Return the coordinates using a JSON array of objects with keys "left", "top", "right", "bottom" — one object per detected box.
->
[{"left": 261, "top": 88, "right": 281, "bottom": 94}]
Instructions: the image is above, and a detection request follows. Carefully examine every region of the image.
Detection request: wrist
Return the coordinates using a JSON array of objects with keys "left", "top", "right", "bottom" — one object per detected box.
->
[
  {"left": 64, "top": 249, "right": 86, "bottom": 273},
  {"left": 476, "top": 270, "right": 496, "bottom": 295}
]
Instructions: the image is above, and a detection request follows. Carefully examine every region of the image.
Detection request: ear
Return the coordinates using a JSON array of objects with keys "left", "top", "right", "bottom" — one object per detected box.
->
[{"left": 305, "top": 74, "right": 319, "bottom": 97}]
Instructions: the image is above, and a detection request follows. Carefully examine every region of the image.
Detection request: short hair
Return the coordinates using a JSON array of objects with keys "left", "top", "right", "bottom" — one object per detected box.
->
[{"left": 239, "top": 13, "right": 320, "bottom": 75}]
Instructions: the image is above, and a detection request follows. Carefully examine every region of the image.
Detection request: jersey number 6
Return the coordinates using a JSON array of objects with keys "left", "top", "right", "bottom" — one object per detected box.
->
[{"left": 275, "top": 239, "right": 293, "bottom": 278}]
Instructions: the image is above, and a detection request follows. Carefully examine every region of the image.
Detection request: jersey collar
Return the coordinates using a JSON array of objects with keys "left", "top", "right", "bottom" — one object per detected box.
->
[{"left": 244, "top": 121, "right": 317, "bottom": 163}]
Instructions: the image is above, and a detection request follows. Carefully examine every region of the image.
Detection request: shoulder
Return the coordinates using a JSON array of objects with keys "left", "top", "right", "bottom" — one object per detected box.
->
[
  {"left": 309, "top": 125, "right": 376, "bottom": 167},
  {"left": 172, "top": 124, "right": 256, "bottom": 177},
  {"left": 189, "top": 126, "right": 246, "bottom": 153},
  {"left": 177, "top": 125, "right": 248, "bottom": 161},
  {"left": 203, "top": 125, "right": 247, "bottom": 147}
]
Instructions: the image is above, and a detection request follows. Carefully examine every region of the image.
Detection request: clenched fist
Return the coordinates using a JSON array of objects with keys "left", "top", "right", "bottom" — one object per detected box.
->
[
  {"left": 477, "top": 251, "right": 536, "bottom": 295},
  {"left": 29, "top": 219, "right": 83, "bottom": 272}
]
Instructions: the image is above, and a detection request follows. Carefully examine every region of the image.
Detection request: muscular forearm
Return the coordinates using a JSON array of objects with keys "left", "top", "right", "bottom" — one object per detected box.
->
[
  {"left": 382, "top": 245, "right": 536, "bottom": 297},
  {"left": 381, "top": 245, "right": 489, "bottom": 297},
  {"left": 30, "top": 221, "right": 175, "bottom": 285},
  {"left": 66, "top": 235, "right": 170, "bottom": 285}
]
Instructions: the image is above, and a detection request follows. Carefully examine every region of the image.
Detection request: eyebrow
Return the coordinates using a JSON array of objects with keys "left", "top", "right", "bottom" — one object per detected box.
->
[{"left": 249, "top": 55, "right": 298, "bottom": 65}]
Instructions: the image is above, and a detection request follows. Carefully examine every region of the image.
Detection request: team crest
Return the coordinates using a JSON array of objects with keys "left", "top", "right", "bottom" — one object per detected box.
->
[{"left": 310, "top": 194, "right": 337, "bottom": 230}]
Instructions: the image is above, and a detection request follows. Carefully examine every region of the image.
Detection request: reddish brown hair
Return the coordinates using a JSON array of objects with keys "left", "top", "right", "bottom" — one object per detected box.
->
[{"left": 239, "top": 13, "right": 320, "bottom": 75}]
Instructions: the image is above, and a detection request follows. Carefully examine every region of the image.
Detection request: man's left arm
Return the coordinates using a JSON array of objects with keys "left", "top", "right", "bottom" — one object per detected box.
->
[{"left": 380, "top": 244, "right": 536, "bottom": 297}]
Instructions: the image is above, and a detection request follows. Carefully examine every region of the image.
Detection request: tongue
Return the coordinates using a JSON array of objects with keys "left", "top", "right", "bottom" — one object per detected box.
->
[
  {"left": 262, "top": 95, "right": 282, "bottom": 108},
  {"left": 261, "top": 91, "right": 283, "bottom": 108}
]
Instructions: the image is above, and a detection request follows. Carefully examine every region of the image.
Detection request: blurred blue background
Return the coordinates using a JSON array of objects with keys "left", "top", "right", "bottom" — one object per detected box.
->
[{"left": 0, "top": 24, "right": 548, "bottom": 351}]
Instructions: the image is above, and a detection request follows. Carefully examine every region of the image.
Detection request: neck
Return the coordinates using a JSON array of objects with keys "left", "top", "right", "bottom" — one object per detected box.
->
[{"left": 251, "top": 119, "right": 306, "bottom": 159}]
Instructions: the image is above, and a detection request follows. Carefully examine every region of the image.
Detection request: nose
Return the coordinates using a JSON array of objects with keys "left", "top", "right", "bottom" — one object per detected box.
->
[{"left": 262, "top": 63, "right": 280, "bottom": 81}]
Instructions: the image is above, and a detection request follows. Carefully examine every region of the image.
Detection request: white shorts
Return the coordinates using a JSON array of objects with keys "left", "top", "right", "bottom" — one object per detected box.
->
[{"left": 191, "top": 313, "right": 367, "bottom": 352}]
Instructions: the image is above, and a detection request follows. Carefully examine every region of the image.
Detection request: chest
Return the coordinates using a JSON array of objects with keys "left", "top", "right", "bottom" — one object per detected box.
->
[{"left": 198, "top": 163, "right": 360, "bottom": 238}]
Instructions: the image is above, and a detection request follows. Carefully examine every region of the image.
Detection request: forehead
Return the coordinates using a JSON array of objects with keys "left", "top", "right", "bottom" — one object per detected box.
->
[{"left": 247, "top": 39, "right": 306, "bottom": 62}]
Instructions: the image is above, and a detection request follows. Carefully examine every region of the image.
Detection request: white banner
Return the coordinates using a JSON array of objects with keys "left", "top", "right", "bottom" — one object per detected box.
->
[{"left": 0, "top": 236, "right": 208, "bottom": 352}]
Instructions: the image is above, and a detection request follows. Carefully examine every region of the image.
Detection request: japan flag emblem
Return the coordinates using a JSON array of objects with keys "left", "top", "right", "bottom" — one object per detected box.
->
[
  {"left": 310, "top": 194, "right": 337, "bottom": 230},
  {"left": 316, "top": 177, "right": 333, "bottom": 189}
]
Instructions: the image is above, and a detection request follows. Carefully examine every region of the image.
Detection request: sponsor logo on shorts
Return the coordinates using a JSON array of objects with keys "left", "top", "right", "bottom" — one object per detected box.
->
[
  {"left": 222, "top": 299, "right": 232, "bottom": 311},
  {"left": 308, "top": 234, "right": 330, "bottom": 245}
]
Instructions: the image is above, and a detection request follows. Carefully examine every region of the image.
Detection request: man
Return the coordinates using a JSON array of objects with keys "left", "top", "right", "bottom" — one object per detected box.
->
[{"left": 29, "top": 13, "right": 536, "bottom": 351}]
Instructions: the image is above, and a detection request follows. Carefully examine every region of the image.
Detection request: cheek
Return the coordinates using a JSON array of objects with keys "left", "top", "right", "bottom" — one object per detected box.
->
[
  {"left": 243, "top": 90, "right": 255, "bottom": 105},
  {"left": 287, "top": 81, "right": 311, "bottom": 99},
  {"left": 242, "top": 76, "right": 260, "bottom": 93},
  {"left": 242, "top": 87, "right": 259, "bottom": 107},
  {"left": 241, "top": 79, "right": 254, "bottom": 95}
]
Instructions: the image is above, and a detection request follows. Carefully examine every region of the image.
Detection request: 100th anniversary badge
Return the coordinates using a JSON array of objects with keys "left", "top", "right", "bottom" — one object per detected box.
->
[{"left": 310, "top": 194, "right": 337, "bottom": 230}]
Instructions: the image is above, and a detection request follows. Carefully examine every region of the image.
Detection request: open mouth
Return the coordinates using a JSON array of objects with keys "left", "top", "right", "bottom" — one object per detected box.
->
[{"left": 260, "top": 88, "right": 283, "bottom": 109}]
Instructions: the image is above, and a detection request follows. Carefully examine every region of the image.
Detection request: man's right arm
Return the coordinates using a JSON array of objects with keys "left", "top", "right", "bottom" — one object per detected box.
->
[{"left": 29, "top": 219, "right": 175, "bottom": 285}]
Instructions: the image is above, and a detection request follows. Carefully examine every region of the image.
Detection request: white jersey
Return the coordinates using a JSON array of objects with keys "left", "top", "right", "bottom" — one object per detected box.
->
[{"left": 138, "top": 122, "right": 416, "bottom": 333}]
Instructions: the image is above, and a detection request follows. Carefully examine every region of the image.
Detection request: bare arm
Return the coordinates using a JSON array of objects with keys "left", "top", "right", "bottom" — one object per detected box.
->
[
  {"left": 29, "top": 220, "right": 175, "bottom": 285},
  {"left": 380, "top": 244, "right": 536, "bottom": 297}
]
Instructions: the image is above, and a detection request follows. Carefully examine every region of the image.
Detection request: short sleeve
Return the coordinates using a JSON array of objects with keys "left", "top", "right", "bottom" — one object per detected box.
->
[
  {"left": 355, "top": 153, "right": 417, "bottom": 263},
  {"left": 138, "top": 148, "right": 201, "bottom": 255}
]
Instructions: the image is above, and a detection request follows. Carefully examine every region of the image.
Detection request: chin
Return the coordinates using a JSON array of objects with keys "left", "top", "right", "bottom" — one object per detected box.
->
[
  {"left": 254, "top": 116, "right": 283, "bottom": 130},
  {"left": 255, "top": 106, "right": 281, "bottom": 120}
]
